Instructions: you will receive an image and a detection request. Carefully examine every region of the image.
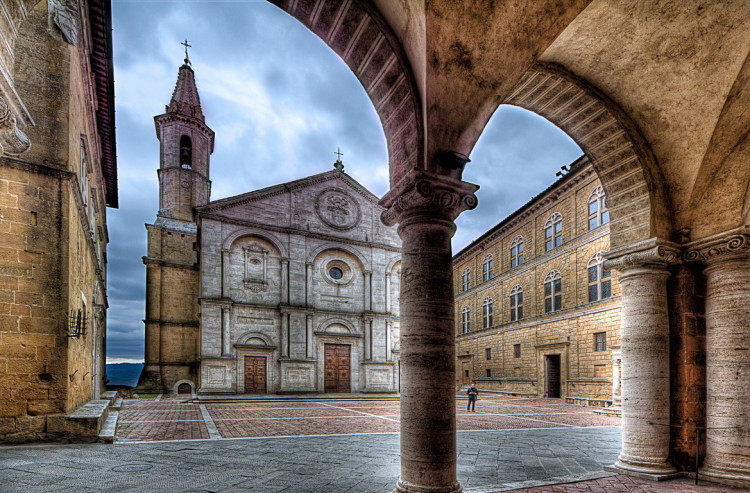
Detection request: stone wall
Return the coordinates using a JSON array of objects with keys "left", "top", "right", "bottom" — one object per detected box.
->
[
  {"left": 454, "top": 161, "right": 621, "bottom": 401},
  {"left": 0, "top": 0, "right": 113, "bottom": 442}
]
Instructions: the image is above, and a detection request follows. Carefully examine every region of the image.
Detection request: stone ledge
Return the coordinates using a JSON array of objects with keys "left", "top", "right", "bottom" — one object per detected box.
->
[
  {"left": 66, "top": 400, "right": 110, "bottom": 438},
  {"left": 98, "top": 411, "right": 118, "bottom": 443}
]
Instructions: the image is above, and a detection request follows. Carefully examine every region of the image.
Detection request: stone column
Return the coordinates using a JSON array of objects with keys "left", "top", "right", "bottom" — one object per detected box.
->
[
  {"left": 221, "top": 305, "right": 231, "bottom": 356},
  {"left": 386, "top": 272, "right": 392, "bottom": 313},
  {"left": 363, "top": 317, "right": 373, "bottom": 361},
  {"left": 686, "top": 229, "right": 750, "bottom": 486},
  {"left": 305, "top": 313, "right": 315, "bottom": 359},
  {"left": 281, "top": 258, "right": 289, "bottom": 304},
  {"left": 364, "top": 271, "right": 372, "bottom": 311},
  {"left": 380, "top": 169, "right": 478, "bottom": 493},
  {"left": 605, "top": 240, "right": 680, "bottom": 478},
  {"left": 305, "top": 262, "right": 313, "bottom": 306}
]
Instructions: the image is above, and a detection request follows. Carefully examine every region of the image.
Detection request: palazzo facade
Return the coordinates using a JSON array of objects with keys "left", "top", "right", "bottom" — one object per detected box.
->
[
  {"left": 453, "top": 157, "right": 621, "bottom": 405},
  {"left": 138, "top": 60, "right": 401, "bottom": 395}
]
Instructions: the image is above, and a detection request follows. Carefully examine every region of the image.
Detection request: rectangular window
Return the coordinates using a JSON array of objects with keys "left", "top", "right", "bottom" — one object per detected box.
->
[
  {"left": 518, "top": 242, "right": 524, "bottom": 265},
  {"left": 594, "top": 332, "right": 607, "bottom": 352},
  {"left": 485, "top": 348, "right": 492, "bottom": 360},
  {"left": 486, "top": 368, "right": 492, "bottom": 377},
  {"left": 545, "top": 226, "right": 553, "bottom": 251},
  {"left": 514, "top": 344, "right": 521, "bottom": 358}
]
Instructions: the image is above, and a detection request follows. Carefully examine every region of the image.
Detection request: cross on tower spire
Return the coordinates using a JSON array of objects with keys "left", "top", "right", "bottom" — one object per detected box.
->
[
  {"left": 333, "top": 148, "right": 344, "bottom": 172},
  {"left": 181, "top": 39, "right": 192, "bottom": 65}
]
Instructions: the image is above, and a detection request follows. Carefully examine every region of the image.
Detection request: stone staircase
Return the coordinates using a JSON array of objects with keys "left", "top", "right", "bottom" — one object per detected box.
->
[{"left": 52, "top": 391, "right": 123, "bottom": 443}]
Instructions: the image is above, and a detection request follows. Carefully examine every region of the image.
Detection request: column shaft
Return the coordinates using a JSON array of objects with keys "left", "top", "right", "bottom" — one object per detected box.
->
[
  {"left": 614, "top": 265, "right": 676, "bottom": 476},
  {"left": 700, "top": 257, "right": 750, "bottom": 484},
  {"left": 396, "top": 218, "right": 459, "bottom": 492}
]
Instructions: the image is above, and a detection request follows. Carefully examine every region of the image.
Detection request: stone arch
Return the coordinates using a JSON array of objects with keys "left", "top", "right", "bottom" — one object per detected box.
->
[
  {"left": 505, "top": 63, "right": 672, "bottom": 249},
  {"left": 222, "top": 228, "right": 288, "bottom": 257},
  {"left": 386, "top": 257, "right": 401, "bottom": 274},
  {"left": 269, "top": 0, "right": 423, "bottom": 186},
  {"left": 316, "top": 318, "right": 357, "bottom": 334},
  {"left": 236, "top": 331, "right": 274, "bottom": 347},
  {"left": 307, "top": 243, "right": 370, "bottom": 271},
  {"left": 173, "top": 379, "right": 195, "bottom": 395}
]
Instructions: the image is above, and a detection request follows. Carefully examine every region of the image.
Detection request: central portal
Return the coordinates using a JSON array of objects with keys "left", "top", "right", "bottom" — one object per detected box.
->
[
  {"left": 324, "top": 343, "right": 351, "bottom": 393},
  {"left": 545, "top": 354, "right": 561, "bottom": 398},
  {"left": 244, "top": 356, "right": 267, "bottom": 394}
]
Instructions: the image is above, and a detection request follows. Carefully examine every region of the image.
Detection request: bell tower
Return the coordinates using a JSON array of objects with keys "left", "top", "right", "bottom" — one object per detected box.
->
[
  {"left": 154, "top": 57, "right": 214, "bottom": 223},
  {"left": 138, "top": 53, "right": 213, "bottom": 393}
]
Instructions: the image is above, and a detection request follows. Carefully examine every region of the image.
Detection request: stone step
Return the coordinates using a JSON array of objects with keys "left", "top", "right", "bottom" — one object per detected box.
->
[
  {"left": 111, "top": 397, "right": 123, "bottom": 410},
  {"left": 64, "top": 400, "right": 110, "bottom": 440},
  {"left": 100, "top": 391, "right": 117, "bottom": 405},
  {"left": 98, "top": 411, "right": 118, "bottom": 443}
]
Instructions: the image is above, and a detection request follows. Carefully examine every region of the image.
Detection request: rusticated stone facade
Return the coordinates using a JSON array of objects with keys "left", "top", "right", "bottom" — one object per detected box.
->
[
  {"left": 140, "top": 61, "right": 401, "bottom": 395},
  {"left": 453, "top": 157, "right": 621, "bottom": 403},
  {"left": 0, "top": 0, "right": 117, "bottom": 442}
]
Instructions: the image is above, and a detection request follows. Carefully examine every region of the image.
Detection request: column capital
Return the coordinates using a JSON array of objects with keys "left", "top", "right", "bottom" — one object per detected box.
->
[
  {"left": 604, "top": 238, "right": 681, "bottom": 272},
  {"left": 280, "top": 257, "right": 290, "bottom": 265},
  {"left": 683, "top": 226, "right": 750, "bottom": 265},
  {"left": 379, "top": 169, "right": 479, "bottom": 227}
]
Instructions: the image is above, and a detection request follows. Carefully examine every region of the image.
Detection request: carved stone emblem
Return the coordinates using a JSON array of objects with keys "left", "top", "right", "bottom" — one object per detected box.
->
[
  {"left": 49, "top": 0, "right": 79, "bottom": 45},
  {"left": 315, "top": 189, "right": 361, "bottom": 230}
]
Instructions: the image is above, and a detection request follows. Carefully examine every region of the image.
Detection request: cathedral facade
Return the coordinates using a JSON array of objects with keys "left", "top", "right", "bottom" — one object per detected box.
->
[
  {"left": 453, "top": 157, "right": 621, "bottom": 405},
  {"left": 139, "top": 61, "right": 401, "bottom": 395}
]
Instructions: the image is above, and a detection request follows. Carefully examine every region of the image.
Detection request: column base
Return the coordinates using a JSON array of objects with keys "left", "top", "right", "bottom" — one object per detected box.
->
[
  {"left": 699, "top": 463, "right": 750, "bottom": 489},
  {"left": 394, "top": 479, "right": 462, "bottom": 493},
  {"left": 605, "top": 455, "right": 680, "bottom": 481}
]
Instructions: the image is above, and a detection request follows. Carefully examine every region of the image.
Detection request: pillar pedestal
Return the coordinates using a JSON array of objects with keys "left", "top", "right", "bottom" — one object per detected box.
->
[
  {"left": 605, "top": 240, "right": 680, "bottom": 479},
  {"left": 380, "top": 169, "right": 478, "bottom": 493},
  {"left": 686, "top": 229, "right": 750, "bottom": 488}
]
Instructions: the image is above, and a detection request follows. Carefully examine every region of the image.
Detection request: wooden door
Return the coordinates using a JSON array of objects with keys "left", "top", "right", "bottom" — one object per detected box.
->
[
  {"left": 324, "top": 344, "right": 351, "bottom": 393},
  {"left": 545, "top": 354, "right": 561, "bottom": 398},
  {"left": 244, "top": 356, "right": 267, "bottom": 394}
]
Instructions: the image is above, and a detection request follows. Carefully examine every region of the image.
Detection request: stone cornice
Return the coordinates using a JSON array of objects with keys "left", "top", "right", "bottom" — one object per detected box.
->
[
  {"left": 453, "top": 162, "right": 594, "bottom": 263},
  {"left": 683, "top": 226, "right": 750, "bottom": 264},
  {"left": 604, "top": 238, "right": 680, "bottom": 272},
  {"left": 379, "top": 169, "right": 479, "bottom": 226},
  {"left": 198, "top": 212, "right": 401, "bottom": 253}
]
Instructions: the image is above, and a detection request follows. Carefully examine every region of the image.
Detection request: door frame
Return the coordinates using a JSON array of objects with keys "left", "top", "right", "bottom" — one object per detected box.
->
[
  {"left": 535, "top": 342, "right": 569, "bottom": 399},
  {"left": 315, "top": 333, "right": 361, "bottom": 392},
  {"left": 324, "top": 343, "right": 352, "bottom": 393},
  {"left": 236, "top": 348, "right": 277, "bottom": 394}
]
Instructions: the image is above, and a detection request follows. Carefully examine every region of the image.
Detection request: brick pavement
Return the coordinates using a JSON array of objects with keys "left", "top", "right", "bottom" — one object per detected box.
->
[{"left": 114, "top": 394, "right": 621, "bottom": 442}]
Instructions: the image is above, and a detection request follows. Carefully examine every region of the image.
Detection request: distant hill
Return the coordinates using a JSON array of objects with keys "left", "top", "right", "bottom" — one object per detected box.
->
[{"left": 106, "top": 363, "right": 143, "bottom": 387}]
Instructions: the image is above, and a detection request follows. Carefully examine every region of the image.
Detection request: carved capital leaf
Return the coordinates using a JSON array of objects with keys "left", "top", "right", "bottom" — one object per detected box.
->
[
  {"left": 379, "top": 170, "right": 479, "bottom": 227},
  {"left": 604, "top": 238, "right": 681, "bottom": 272},
  {"left": 683, "top": 227, "right": 750, "bottom": 264}
]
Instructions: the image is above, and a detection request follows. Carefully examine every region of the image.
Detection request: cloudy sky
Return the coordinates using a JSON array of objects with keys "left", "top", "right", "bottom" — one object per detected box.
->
[{"left": 107, "top": 0, "right": 582, "bottom": 363}]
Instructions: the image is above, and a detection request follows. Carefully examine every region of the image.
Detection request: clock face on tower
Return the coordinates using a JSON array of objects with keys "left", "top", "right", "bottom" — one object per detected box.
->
[{"left": 315, "top": 188, "right": 361, "bottom": 230}]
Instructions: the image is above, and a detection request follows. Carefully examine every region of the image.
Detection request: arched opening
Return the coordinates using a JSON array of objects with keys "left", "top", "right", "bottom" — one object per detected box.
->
[{"left": 179, "top": 135, "right": 192, "bottom": 168}]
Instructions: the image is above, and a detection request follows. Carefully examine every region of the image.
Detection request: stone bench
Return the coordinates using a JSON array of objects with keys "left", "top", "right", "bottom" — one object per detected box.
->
[
  {"left": 47, "top": 400, "right": 111, "bottom": 441},
  {"left": 98, "top": 411, "right": 119, "bottom": 443}
]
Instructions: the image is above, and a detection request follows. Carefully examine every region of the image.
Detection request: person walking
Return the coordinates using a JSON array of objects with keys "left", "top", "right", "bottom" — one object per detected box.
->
[{"left": 466, "top": 383, "right": 479, "bottom": 412}]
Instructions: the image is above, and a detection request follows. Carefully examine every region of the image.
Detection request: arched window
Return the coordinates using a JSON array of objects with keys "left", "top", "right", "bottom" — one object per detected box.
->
[
  {"left": 180, "top": 135, "right": 193, "bottom": 169},
  {"left": 482, "top": 254, "right": 494, "bottom": 282},
  {"left": 587, "top": 252, "right": 612, "bottom": 302},
  {"left": 482, "top": 296, "right": 493, "bottom": 328},
  {"left": 461, "top": 305, "right": 471, "bottom": 333},
  {"left": 461, "top": 267, "right": 472, "bottom": 292},
  {"left": 510, "top": 235, "right": 524, "bottom": 268},
  {"left": 588, "top": 186, "right": 610, "bottom": 230},
  {"left": 509, "top": 284, "right": 523, "bottom": 322},
  {"left": 544, "top": 270, "right": 562, "bottom": 313},
  {"left": 544, "top": 212, "right": 563, "bottom": 251}
]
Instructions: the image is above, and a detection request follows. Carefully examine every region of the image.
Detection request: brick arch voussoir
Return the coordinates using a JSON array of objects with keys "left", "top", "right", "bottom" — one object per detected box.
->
[
  {"left": 506, "top": 63, "right": 672, "bottom": 249},
  {"left": 268, "top": 0, "right": 423, "bottom": 186}
]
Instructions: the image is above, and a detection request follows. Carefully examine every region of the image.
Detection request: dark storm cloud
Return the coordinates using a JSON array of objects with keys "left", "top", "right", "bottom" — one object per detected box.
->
[{"left": 107, "top": 2, "right": 580, "bottom": 361}]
